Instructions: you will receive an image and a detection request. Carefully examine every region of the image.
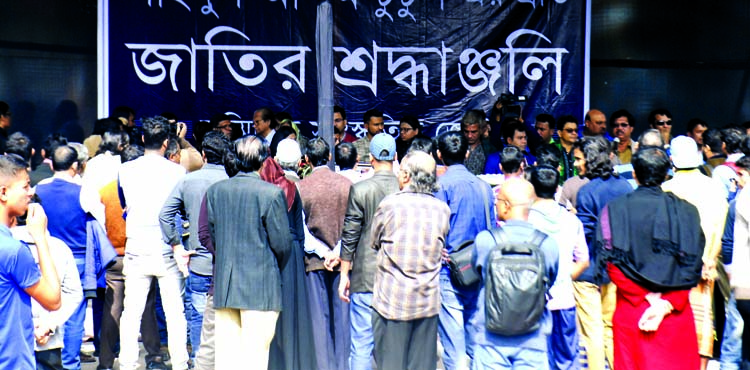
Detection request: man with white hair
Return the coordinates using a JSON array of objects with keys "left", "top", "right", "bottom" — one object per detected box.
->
[
  {"left": 275, "top": 138, "right": 302, "bottom": 183},
  {"left": 662, "top": 135, "right": 729, "bottom": 369}
]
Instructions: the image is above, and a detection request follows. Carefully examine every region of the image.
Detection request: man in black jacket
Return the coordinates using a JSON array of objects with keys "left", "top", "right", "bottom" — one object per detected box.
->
[{"left": 338, "top": 133, "right": 400, "bottom": 370}]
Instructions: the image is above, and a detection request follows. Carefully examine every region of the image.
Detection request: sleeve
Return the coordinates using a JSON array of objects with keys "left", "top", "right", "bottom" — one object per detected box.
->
[
  {"left": 13, "top": 243, "right": 41, "bottom": 290},
  {"left": 723, "top": 200, "right": 737, "bottom": 270},
  {"left": 266, "top": 190, "right": 292, "bottom": 269},
  {"left": 159, "top": 181, "right": 185, "bottom": 247},
  {"left": 573, "top": 219, "right": 589, "bottom": 263},
  {"left": 575, "top": 188, "right": 598, "bottom": 247},
  {"left": 44, "top": 246, "right": 83, "bottom": 329},
  {"left": 292, "top": 191, "right": 305, "bottom": 245},
  {"left": 198, "top": 195, "right": 214, "bottom": 256},
  {"left": 340, "top": 186, "right": 364, "bottom": 262},
  {"left": 486, "top": 184, "right": 496, "bottom": 229},
  {"left": 302, "top": 211, "right": 331, "bottom": 258},
  {"left": 79, "top": 179, "right": 106, "bottom": 226},
  {"left": 370, "top": 203, "right": 387, "bottom": 251},
  {"left": 541, "top": 236, "right": 559, "bottom": 287},
  {"left": 179, "top": 145, "right": 204, "bottom": 173}
]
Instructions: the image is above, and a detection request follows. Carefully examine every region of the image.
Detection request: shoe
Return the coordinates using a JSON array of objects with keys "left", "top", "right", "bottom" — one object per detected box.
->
[
  {"left": 146, "top": 359, "right": 169, "bottom": 370},
  {"left": 95, "top": 367, "right": 113, "bottom": 370},
  {"left": 80, "top": 353, "right": 97, "bottom": 363}
]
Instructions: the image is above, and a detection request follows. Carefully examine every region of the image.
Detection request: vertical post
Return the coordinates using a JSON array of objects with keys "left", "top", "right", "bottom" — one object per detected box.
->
[
  {"left": 316, "top": 1, "right": 335, "bottom": 169},
  {"left": 583, "top": 0, "right": 591, "bottom": 116}
]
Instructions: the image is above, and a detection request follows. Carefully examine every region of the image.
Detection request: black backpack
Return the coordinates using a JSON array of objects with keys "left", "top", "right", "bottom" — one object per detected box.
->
[{"left": 484, "top": 228, "right": 549, "bottom": 336}]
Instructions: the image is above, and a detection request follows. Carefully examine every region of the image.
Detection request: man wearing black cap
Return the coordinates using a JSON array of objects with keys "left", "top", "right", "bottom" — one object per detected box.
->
[{"left": 210, "top": 114, "right": 233, "bottom": 139}]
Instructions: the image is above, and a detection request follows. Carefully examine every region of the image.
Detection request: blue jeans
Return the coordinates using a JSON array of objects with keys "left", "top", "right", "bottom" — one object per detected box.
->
[
  {"left": 720, "top": 293, "right": 744, "bottom": 370},
  {"left": 62, "top": 262, "right": 87, "bottom": 370},
  {"left": 305, "top": 270, "right": 350, "bottom": 370},
  {"left": 350, "top": 292, "right": 374, "bottom": 370},
  {"left": 189, "top": 272, "right": 212, "bottom": 358},
  {"left": 548, "top": 308, "right": 579, "bottom": 370},
  {"left": 438, "top": 269, "right": 479, "bottom": 370},
  {"left": 472, "top": 344, "right": 548, "bottom": 370}
]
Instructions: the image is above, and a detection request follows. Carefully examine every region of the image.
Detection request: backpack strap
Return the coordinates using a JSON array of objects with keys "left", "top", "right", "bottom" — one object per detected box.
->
[
  {"left": 528, "top": 230, "right": 547, "bottom": 248},
  {"left": 489, "top": 227, "right": 508, "bottom": 247}
]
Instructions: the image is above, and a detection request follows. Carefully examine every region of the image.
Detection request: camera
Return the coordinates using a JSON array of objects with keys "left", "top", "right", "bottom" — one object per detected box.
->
[{"left": 498, "top": 93, "right": 527, "bottom": 119}]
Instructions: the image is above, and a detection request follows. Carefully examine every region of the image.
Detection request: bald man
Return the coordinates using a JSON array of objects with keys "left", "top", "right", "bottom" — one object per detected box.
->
[
  {"left": 584, "top": 109, "right": 610, "bottom": 139},
  {"left": 470, "top": 178, "right": 560, "bottom": 369}
]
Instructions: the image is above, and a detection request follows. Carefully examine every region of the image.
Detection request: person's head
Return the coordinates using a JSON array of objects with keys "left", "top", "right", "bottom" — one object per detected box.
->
[
  {"left": 584, "top": 109, "right": 607, "bottom": 136},
  {"left": 192, "top": 120, "right": 213, "bottom": 151},
  {"left": 556, "top": 115, "right": 579, "bottom": 146},
  {"left": 734, "top": 156, "right": 750, "bottom": 189},
  {"left": 610, "top": 109, "right": 634, "bottom": 143},
  {"left": 369, "top": 133, "right": 397, "bottom": 163},
  {"left": 495, "top": 178, "right": 534, "bottom": 222},
  {"left": 5, "top": 132, "right": 33, "bottom": 164},
  {"left": 648, "top": 108, "right": 673, "bottom": 139},
  {"left": 528, "top": 165, "right": 560, "bottom": 200},
  {"left": 632, "top": 147, "right": 670, "bottom": 187},
  {"left": 363, "top": 109, "right": 385, "bottom": 139},
  {"left": 93, "top": 118, "right": 123, "bottom": 137},
  {"left": 276, "top": 112, "right": 293, "bottom": 128},
  {"left": 398, "top": 115, "right": 421, "bottom": 142},
  {"left": 235, "top": 135, "right": 268, "bottom": 173},
  {"left": 580, "top": 136, "right": 614, "bottom": 179},
  {"left": 503, "top": 120, "right": 528, "bottom": 151},
  {"left": 637, "top": 129, "right": 664, "bottom": 149},
  {"left": 269, "top": 125, "right": 297, "bottom": 158},
  {"left": 67, "top": 142, "right": 88, "bottom": 175},
  {"left": 335, "top": 143, "right": 357, "bottom": 171},
  {"left": 305, "top": 137, "right": 330, "bottom": 167},
  {"left": 739, "top": 136, "right": 750, "bottom": 157},
  {"left": 97, "top": 129, "right": 129, "bottom": 156},
  {"left": 119, "top": 145, "right": 144, "bottom": 163},
  {"left": 721, "top": 127, "right": 745, "bottom": 154},
  {"left": 500, "top": 146, "right": 525, "bottom": 175},
  {"left": 51, "top": 145, "right": 78, "bottom": 173},
  {"left": 669, "top": 136, "right": 703, "bottom": 170},
  {"left": 253, "top": 107, "right": 275, "bottom": 137},
  {"left": 0, "top": 154, "right": 33, "bottom": 219},
  {"left": 437, "top": 131, "right": 468, "bottom": 166},
  {"left": 165, "top": 137, "right": 181, "bottom": 164},
  {"left": 534, "top": 113, "right": 555, "bottom": 143},
  {"left": 686, "top": 118, "right": 708, "bottom": 146},
  {"left": 112, "top": 106, "right": 135, "bottom": 127},
  {"left": 408, "top": 137, "right": 434, "bottom": 156},
  {"left": 398, "top": 150, "right": 438, "bottom": 193},
  {"left": 275, "top": 139, "right": 302, "bottom": 172},
  {"left": 210, "top": 113, "right": 234, "bottom": 139},
  {"left": 201, "top": 131, "right": 231, "bottom": 166},
  {"left": 42, "top": 133, "right": 68, "bottom": 159},
  {"left": 141, "top": 116, "right": 171, "bottom": 151},
  {"left": 0, "top": 101, "right": 11, "bottom": 130},
  {"left": 461, "top": 110, "right": 485, "bottom": 146},
  {"left": 333, "top": 105, "right": 348, "bottom": 132},
  {"left": 702, "top": 129, "right": 723, "bottom": 157},
  {"left": 534, "top": 143, "right": 561, "bottom": 168},
  {"left": 572, "top": 141, "right": 586, "bottom": 176}
]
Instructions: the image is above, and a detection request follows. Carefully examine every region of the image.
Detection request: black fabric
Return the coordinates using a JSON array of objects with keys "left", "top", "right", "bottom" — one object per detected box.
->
[
  {"left": 372, "top": 311, "right": 438, "bottom": 370},
  {"left": 35, "top": 348, "right": 62, "bottom": 370},
  {"left": 596, "top": 186, "right": 704, "bottom": 292}
]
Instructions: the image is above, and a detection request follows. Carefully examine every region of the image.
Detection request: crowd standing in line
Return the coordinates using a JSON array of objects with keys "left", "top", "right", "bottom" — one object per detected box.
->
[{"left": 3, "top": 98, "right": 750, "bottom": 370}]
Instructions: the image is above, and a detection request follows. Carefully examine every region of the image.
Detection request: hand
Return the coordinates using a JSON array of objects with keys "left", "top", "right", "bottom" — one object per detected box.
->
[
  {"left": 26, "top": 203, "right": 48, "bottom": 242},
  {"left": 702, "top": 259, "right": 717, "bottom": 282},
  {"left": 639, "top": 293, "right": 673, "bottom": 332},
  {"left": 324, "top": 251, "right": 340, "bottom": 271},
  {"left": 173, "top": 244, "right": 195, "bottom": 278},
  {"left": 441, "top": 248, "right": 450, "bottom": 264},
  {"left": 34, "top": 324, "right": 52, "bottom": 346},
  {"left": 176, "top": 122, "right": 187, "bottom": 139},
  {"left": 338, "top": 274, "right": 350, "bottom": 303}
]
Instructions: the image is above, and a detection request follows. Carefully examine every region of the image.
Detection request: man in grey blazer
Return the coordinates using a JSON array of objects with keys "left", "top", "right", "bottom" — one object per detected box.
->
[{"left": 205, "top": 135, "right": 291, "bottom": 370}]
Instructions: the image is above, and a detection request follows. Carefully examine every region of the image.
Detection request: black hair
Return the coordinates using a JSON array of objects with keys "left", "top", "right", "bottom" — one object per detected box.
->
[
  {"left": 120, "top": 145, "right": 144, "bottom": 163},
  {"left": 529, "top": 165, "right": 560, "bottom": 200},
  {"left": 42, "top": 133, "right": 68, "bottom": 159},
  {"left": 500, "top": 146, "right": 525, "bottom": 174},
  {"left": 437, "top": 131, "right": 468, "bottom": 166},
  {"left": 740, "top": 136, "right": 750, "bottom": 157},
  {"left": 535, "top": 113, "right": 555, "bottom": 128},
  {"left": 0, "top": 154, "right": 29, "bottom": 185},
  {"left": 609, "top": 109, "right": 634, "bottom": 127},
  {"left": 0, "top": 101, "right": 9, "bottom": 116},
  {"left": 580, "top": 136, "right": 614, "bottom": 179},
  {"left": 702, "top": 129, "right": 723, "bottom": 153},
  {"left": 400, "top": 115, "right": 421, "bottom": 131},
  {"left": 534, "top": 144, "right": 561, "bottom": 167},
  {"left": 335, "top": 143, "right": 357, "bottom": 171},
  {"left": 334, "top": 105, "right": 347, "bottom": 121},
  {"left": 165, "top": 137, "right": 180, "bottom": 159},
  {"left": 52, "top": 145, "right": 78, "bottom": 171},
  {"left": 686, "top": 118, "right": 707, "bottom": 133},
  {"left": 461, "top": 109, "right": 486, "bottom": 129},
  {"left": 648, "top": 108, "right": 672, "bottom": 126},
  {"left": 269, "top": 125, "right": 297, "bottom": 158},
  {"left": 223, "top": 142, "right": 239, "bottom": 178},
  {"left": 502, "top": 120, "right": 526, "bottom": 144},
  {"left": 408, "top": 137, "right": 435, "bottom": 155},
  {"left": 210, "top": 113, "right": 232, "bottom": 129},
  {"left": 306, "top": 137, "right": 330, "bottom": 167},
  {"left": 276, "top": 112, "right": 293, "bottom": 126},
  {"left": 202, "top": 131, "right": 231, "bottom": 165},
  {"left": 96, "top": 130, "right": 129, "bottom": 156},
  {"left": 556, "top": 115, "right": 579, "bottom": 131},
  {"left": 721, "top": 127, "right": 745, "bottom": 154},
  {"left": 160, "top": 112, "right": 178, "bottom": 122},
  {"left": 93, "top": 117, "right": 122, "bottom": 136},
  {"left": 633, "top": 147, "right": 670, "bottom": 187},
  {"left": 141, "top": 116, "right": 171, "bottom": 150},
  {"left": 255, "top": 107, "right": 277, "bottom": 129},
  {"left": 192, "top": 120, "right": 213, "bottom": 152},
  {"left": 112, "top": 106, "right": 135, "bottom": 121},
  {"left": 363, "top": 109, "right": 383, "bottom": 124},
  {"left": 736, "top": 155, "right": 750, "bottom": 171},
  {"left": 5, "top": 132, "right": 33, "bottom": 163}
]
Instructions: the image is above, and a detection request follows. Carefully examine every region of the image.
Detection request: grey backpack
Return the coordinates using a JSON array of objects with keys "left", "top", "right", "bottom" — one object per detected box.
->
[{"left": 484, "top": 228, "right": 548, "bottom": 336}]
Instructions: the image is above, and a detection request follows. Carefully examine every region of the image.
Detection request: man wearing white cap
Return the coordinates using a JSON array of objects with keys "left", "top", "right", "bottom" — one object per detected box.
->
[
  {"left": 662, "top": 135, "right": 729, "bottom": 370},
  {"left": 275, "top": 139, "right": 303, "bottom": 183}
]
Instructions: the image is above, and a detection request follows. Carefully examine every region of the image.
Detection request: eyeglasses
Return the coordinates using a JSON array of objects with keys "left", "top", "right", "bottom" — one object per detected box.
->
[
  {"left": 562, "top": 128, "right": 577, "bottom": 134},
  {"left": 614, "top": 123, "right": 630, "bottom": 128},
  {"left": 655, "top": 120, "right": 672, "bottom": 127},
  {"left": 400, "top": 127, "right": 414, "bottom": 132},
  {"left": 216, "top": 124, "right": 232, "bottom": 130},
  {"left": 334, "top": 118, "right": 344, "bottom": 123},
  {"left": 2, "top": 112, "right": 10, "bottom": 117}
]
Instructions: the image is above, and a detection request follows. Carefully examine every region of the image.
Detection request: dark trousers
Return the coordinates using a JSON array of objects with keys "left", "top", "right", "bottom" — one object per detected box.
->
[
  {"left": 98, "top": 256, "right": 161, "bottom": 368},
  {"left": 305, "top": 269, "right": 350, "bottom": 370},
  {"left": 35, "top": 348, "right": 62, "bottom": 370},
  {"left": 373, "top": 311, "right": 437, "bottom": 370}
]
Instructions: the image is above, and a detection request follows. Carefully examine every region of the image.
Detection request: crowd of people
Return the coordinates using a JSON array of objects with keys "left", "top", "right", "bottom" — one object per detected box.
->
[{"left": 1, "top": 98, "right": 750, "bottom": 370}]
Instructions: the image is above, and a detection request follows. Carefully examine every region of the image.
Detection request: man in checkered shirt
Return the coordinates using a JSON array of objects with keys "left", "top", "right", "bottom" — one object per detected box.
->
[{"left": 370, "top": 150, "right": 451, "bottom": 370}]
